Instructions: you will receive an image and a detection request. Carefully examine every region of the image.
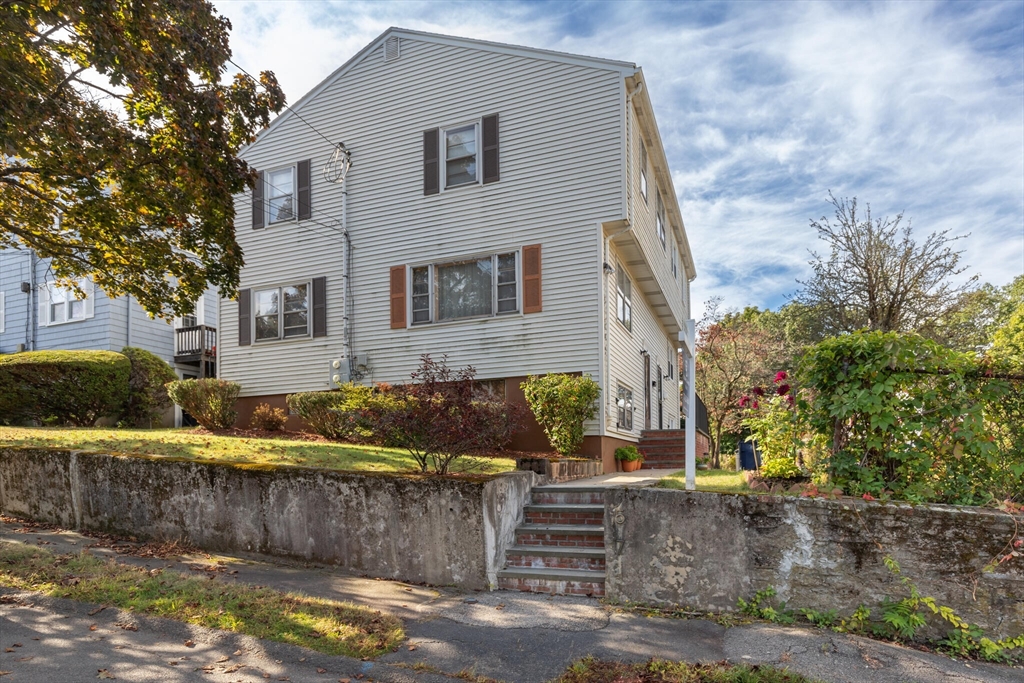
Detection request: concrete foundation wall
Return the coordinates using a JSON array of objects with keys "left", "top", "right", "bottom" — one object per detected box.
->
[
  {"left": 0, "top": 448, "right": 537, "bottom": 590},
  {"left": 605, "top": 488, "right": 1024, "bottom": 640}
]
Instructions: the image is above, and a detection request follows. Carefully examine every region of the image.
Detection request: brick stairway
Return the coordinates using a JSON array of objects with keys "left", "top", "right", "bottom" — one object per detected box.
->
[
  {"left": 637, "top": 429, "right": 686, "bottom": 469},
  {"left": 496, "top": 484, "right": 606, "bottom": 596}
]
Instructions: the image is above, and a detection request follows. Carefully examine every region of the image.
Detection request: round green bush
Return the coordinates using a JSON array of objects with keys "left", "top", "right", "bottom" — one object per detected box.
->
[
  {"left": 121, "top": 347, "right": 178, "bottom": 427},
  {"left": 166, "top": 378, "right": 240, "bottom": 431},
  {"left": 0, "top": 350, "right": 130, "bottom": 426},
  {"left": 521, "top": 374, "right": 601, "bottom": 456}
]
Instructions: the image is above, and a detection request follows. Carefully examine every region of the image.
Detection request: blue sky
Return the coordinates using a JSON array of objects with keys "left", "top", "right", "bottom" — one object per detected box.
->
[{"left": 213, "top": 0, "right": 1024, "bottom": 318}]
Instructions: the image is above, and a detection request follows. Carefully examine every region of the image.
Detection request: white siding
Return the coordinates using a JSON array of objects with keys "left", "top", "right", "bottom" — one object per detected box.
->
[
  {"left": 604, "top": 242, "right": 680, "bottom": 440},
  {"left": 220, "top": 37, "right": 624, "bottom": 396}
]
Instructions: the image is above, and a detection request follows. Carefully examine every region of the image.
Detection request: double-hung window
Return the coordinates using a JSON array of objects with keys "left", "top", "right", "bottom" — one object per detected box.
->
[
  {"left": 616, "top": 264, "right": 632, "bottom": 331},
  {"left": 639, "top": 142, "right": 648, "bottom": 203},
  {"left": 671, "top": 239, "right": 678, "bottom": 279},
  {"left": 254, "top": 283, "right": 308, "bottom": 341},
  {"left": 267, "top": 166, "right": 295, "bottom": 224},
  {"left": 46, "top": 279, "right": 90, "bottom": 324},
  {"left": 617, "top": 385, "right": 634, "bottom": 430},
  {"left": 444, "top": 124, "right": 478, "bottom": 188},
  {"left": 411, "top": 252, "right": 518, "bottom": 324},
  {"left": 656, "top": 191, "right": 666, "bottom": 248}
]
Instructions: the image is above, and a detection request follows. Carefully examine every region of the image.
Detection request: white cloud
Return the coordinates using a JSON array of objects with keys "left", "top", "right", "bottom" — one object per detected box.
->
[{"left": 214, "top": 0, "right": 1024, "bottom": 320}]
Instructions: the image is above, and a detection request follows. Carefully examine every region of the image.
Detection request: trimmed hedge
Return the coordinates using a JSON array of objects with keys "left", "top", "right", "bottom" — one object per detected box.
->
[
  {"left": 287, "top": 383, "right": 396, "bottom": 442},
  {"left": 121, "top": 347, "right": 178, "bottom": 427},
  {"left": 166, "top": 379, "right": 240, "bottom": 431},
  {"left": 0, "top": 350, "right": 131, "bottom": 426}
]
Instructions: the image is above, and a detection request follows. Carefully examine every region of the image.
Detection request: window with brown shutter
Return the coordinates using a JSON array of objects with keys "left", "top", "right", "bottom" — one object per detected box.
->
[
  {"left": 522, "top": 244, "right": 542, "bottom": 314},
  {"left": 311, "top": 276, "right": 326, "bottom": 337},
  {"left": 237, "top": 288, "right": 251, "bottom": 345},
  {"left": 423, "top": 129, "right": 439, "bottom": 195},
  {"left": 252, "top": 173, "right": 264, "bottom": 230},
  {"left": 482, "top": 114, "right": 499, "bottom": 184},
  {"left": 390, "top": 265, "right": 406, "bottom": 328},
  {"left": 297, "top": 159, "right": 311, "bottom": 221}
]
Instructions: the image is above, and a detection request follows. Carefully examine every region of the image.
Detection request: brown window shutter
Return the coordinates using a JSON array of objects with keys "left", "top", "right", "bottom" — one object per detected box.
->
[
  {"left": 297, "top": 159, "right": 311, "bottom": 221},
  {"left": 482, "top": 114, "right": 499, "bottom": 184},
  {"left": 238, "top": 288, "right": 251, "bottom": 345},
  {"left": 252, "top": 172, "right": 264, "bottom": 230},
  {"left": 522, "top": 244, "right": 542, "bottom": 314},
  {"left": 311, "top": 276, "right": 326, "bottom": 337},
  {"left": 389, "top": 265, "right": 406, "bottom": 328},
  {"left": 423, "top": 129, "right": 439, "bottom": 195}
]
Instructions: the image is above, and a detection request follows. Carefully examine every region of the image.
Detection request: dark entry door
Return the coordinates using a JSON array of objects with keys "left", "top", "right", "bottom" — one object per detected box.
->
[{"left": 643, "top": 354, "right": 651, "bottom": 430}]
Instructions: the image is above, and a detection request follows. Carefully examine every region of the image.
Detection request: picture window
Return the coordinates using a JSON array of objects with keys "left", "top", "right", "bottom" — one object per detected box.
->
[{"left": 410, "top": 251, "right": 518, "bottom": 325}]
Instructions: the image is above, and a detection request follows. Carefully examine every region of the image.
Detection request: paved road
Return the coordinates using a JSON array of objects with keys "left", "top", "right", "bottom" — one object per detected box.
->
[{"left": 1, "top": 522, "right": 1020, "bottom": 683}]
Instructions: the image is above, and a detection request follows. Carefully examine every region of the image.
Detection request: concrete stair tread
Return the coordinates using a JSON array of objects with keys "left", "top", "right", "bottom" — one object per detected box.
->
[
  {"left": 505, "top": 545, "right": 606, "bottom": 557},
  {"left": 532, "top": 485, "right": 605, "bottom": 493},
  {"left": 515, "top": 524, "right": 604, "bottom": 535},
  {"left": 497, "top": 567, "right": 605, "bottom": 582},
  {"left": 523, "top": 503, "right": 604, "bottom": 512}
]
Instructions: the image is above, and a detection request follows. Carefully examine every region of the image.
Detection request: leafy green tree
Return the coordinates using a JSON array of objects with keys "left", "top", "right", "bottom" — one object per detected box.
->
[
  {"left": 0, "top": 1, "right": 285, "bottom": 317},
  {"left": 940, "top": 276, "right": 1024, "bottom": 353}
]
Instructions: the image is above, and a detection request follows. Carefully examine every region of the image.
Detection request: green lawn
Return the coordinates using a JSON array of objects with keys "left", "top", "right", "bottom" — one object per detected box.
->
[
  {"left": 658, "top": 468, "right": 749, "bottom": 494},
  {"left": 554, "top": 657, "right": 818, "bottom": 682},
  {"left": 0, "top": 426, "right": 516, "bottom": 475}
]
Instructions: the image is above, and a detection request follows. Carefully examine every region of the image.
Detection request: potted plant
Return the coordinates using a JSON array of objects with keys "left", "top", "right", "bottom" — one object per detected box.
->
[{"left": 615, "top": 445, "right": 644, "bottom": 472}]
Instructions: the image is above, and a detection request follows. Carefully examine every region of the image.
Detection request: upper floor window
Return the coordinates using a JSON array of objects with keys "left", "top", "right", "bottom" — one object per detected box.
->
[
  {"left": 255, "top": 283, "right": 308, "bottom": 341},
  {"left": 267, "top": 166, "right": 295, "bottom": 223},
  {"left": 444, "top": 124, "right": 478, "bottom": 188},
  {"left": 423, "top": 114, "right": 500, "bottom": 195},
  {"left": 639, "top": 142, "right": 648, "bottom": 203},
  {"left": 671, "top": 240, "right": 678, "bottom": 280},
  {"left": 656, "top": 191, "right": 666, "bottom": 248},
  {"left": 43, "top": 278, "right": 92, "bottom": 325},
  {"left": 616, "top": 263, "right": 632, "bottom": 332},
  {"left": 410, "top": 251, "right": 518, "bottom": 324}
]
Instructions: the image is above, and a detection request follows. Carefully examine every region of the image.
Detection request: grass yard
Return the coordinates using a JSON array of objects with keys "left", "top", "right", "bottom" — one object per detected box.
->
[
  {"left": 658, "top": 468, "right": 749, "bottom": 494},
  {"left": 553, "top": 657, "right": 817, "bottom": 682},
  {"left": 0, "top": 426, "right": 516, "bottom": 475}
]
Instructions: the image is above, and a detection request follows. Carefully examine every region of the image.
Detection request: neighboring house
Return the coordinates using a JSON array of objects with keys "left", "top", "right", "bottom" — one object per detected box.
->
[
  {"left": 0, "top": 249, "right": 218, "bottom": 424},
  {"left": 220, "top": 28, "right": 698, "bottom": 471}
]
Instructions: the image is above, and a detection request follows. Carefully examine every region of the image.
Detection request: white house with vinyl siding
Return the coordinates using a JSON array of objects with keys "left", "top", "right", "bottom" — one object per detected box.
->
[{"left": 220, "top": 28, "right": 698, "bottom": 471}]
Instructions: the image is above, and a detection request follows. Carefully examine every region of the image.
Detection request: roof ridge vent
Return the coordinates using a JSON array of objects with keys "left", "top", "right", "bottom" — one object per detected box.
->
[{"left": 384, "top": 36, "right": 401, "bottom": 62}]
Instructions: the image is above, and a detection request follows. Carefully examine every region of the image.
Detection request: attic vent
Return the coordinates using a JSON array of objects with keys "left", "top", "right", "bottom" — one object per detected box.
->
[{"left": 384, "top": 37, "right": 401, "bottom": 62}]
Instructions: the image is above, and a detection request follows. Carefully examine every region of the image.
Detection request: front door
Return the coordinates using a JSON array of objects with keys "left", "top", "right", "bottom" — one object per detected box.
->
[{"left": 643, "top": 354, "right": 652, "bottom": 430}]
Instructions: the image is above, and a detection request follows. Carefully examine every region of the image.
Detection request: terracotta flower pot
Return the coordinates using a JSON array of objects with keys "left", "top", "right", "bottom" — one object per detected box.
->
[{"left": 620, "top": 459, "right": 643, "bottom": 472}]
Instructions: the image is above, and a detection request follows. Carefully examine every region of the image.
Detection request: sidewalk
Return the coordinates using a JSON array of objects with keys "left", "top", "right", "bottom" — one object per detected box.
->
[{"left": 1, "top": 520, "right": 1019, "bottom": 683}]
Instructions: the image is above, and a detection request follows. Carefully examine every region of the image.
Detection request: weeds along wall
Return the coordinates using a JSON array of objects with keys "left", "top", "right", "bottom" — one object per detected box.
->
[
  {"left": 0, "top": 448, "right": 537, "bottom": 590},
  {"left": 604, "top": 488, "right": 1024, "bottom": 641}
]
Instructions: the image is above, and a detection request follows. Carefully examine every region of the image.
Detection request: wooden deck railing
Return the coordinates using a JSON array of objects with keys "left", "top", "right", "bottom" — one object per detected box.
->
[{"left": 174, "top": 325, "right": 216, "bottom": 358}]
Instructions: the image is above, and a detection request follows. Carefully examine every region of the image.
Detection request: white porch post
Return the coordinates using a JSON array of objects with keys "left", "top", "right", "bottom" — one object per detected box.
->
[{"left": 680, "top": 320, "right": 697, "bottom": 491}]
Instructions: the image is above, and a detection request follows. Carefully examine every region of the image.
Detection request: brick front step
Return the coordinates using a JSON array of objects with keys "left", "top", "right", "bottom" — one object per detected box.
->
[
  {"left": 505, "top": 546, "right": 606, "bottom": 571},
  {"left": 497, "top": 567, "right": 605, "bottom": 597},
  {"left": 643, "top": 461, "right": 686, "bottom": 469},
  {"left": 638, "top": 445, "right": 684, "bottom": 457},
  {"left": 641, "top": 429, "right": 686, "bottom": 439},
  {"left": 515, "top": 524, "right": 605, "bottom": 548},
  {"left": 523, "top": 504, "right": 603, "bottom": 526},
  {"left": 531, "top": 486, "right": 605, "bottom": 505}
]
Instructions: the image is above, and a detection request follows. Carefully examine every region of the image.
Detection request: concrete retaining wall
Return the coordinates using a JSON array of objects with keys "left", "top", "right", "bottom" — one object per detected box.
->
[
  {"left": 605, "top": 488, "right": 1024, "bottom": 640},
  {"left": 0, "top": 448, "right": 538, "bottom": 590}
]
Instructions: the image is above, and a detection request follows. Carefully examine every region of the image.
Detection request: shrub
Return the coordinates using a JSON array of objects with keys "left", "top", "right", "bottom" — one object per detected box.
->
[
  {"left": 521, "top": 374, "right": 601, "bottom": 456},
  {"left": 374, "top": 355, "right": 524, "bottom": 474},
  {"left": 120, "top": 347, "right": 178, "bottom": 427},
  {"left": 287, "top": 384, "right": 401, "bottom": 443},
  {"left": 759, "top": 457, "right": 803, "bottom": 481},
  {"left": 166, "top": 378, "right": 240, "bottom": 430},
  {"left": 614, "top": 445, "right": 642, "bottom": 462},
  {"left": 249, "top": 403, "right": 288, "bottom": 431},
  {"left": 0, "top": 350, "right": 130, "bottom": 426}
]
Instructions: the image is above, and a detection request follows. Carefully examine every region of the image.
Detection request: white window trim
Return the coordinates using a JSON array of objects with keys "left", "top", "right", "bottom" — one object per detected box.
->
[
  {"left": 266, "top": 164, "right": 297, "bottom": 226},
  {"left": 639, "top": 142, "right": 648, "bottom": 204},
  {"left": 656, "top": 191, "right": 666, "bottom": 249},
  {"left": 615, "top": 262, "right": 632, "bottom": 333},
  {"left": 41, "top": 278, "right": 94, "bottom": 326},
  {"left": 406, "top": 248, "right": 522, "bottom": 327},
  {"left": 616, "top": 384, "right": 635, "bottom": 431},
  {"left": 440, "top": 119, "right": 482, "bottom": 192},
  {"left": 0, "top": 291, "right": 4, "bottom": 334},
  {"left": 252, "top": 281, "right": 311, "bottom": 343}
]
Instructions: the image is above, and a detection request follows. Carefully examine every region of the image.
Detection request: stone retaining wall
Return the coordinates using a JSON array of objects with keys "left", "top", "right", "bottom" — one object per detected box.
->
[
  {"left": 605, "top": 488, "right": 1024, "bottom": 640},
  {"left": 0, "top": 448, "right": 537, "bottom": 590}
]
